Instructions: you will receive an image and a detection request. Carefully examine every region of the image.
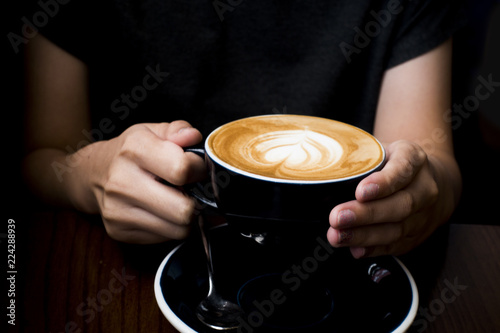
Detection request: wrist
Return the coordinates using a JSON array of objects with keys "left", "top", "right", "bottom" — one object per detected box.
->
[
  {"left": 427, "top": 152, "right": 462, "bottom": 224},
  {"left": 63, "top": 142, "right": 105, "bottom": 214}
]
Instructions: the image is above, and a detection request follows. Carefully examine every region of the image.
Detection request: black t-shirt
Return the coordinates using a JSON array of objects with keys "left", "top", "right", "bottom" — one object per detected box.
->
[{"left": 33, "top": 0, "right": 465, "bottom": 139}]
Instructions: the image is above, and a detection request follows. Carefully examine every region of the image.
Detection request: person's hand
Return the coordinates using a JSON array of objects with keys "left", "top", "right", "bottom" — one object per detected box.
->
[
  {"left": 327, "top": 140, "right": 441, "bottom": 258},
  {"left": 84, "top": 121, "right": 207, "bottom": 243}
]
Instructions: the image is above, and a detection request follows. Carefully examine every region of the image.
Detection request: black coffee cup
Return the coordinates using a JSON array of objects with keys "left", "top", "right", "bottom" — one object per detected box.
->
[{"left": 186, "top": 115, "right": 386, "bottom": 234}]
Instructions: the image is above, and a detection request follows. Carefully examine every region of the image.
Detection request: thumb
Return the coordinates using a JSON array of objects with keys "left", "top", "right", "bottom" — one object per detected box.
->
[
  {"left": 147, "top": 121, "right": 203, "bottom": 147},
  {"left": 169, "top": 126, "right": 203, "bottom": 147}
]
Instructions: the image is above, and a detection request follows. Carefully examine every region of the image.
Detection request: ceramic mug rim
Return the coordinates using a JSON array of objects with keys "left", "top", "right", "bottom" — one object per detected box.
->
[{"left": 204, "top": 115, "right": 386, "bottom": 185}]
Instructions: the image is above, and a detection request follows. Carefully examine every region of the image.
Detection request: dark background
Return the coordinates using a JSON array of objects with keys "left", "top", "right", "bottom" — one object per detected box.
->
[
  {"left": 3, "top": 1, "right": 500, "bottom": 224},
  {"left": 451, "top": 1, "right": 500, "bottom": 224}
]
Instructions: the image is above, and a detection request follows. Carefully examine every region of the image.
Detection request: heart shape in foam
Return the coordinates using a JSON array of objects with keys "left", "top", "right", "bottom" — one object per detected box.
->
[{"left": 247, "top": 130, "right": 343, "bottom": 178}]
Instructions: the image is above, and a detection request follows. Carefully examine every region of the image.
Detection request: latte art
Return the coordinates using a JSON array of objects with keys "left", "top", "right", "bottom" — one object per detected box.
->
[
  {"left": 206, "top": 115, "right": 384, "bottom": 182},
  {"left": 246, "top": 130, "right": 343, "bottom": 179}
]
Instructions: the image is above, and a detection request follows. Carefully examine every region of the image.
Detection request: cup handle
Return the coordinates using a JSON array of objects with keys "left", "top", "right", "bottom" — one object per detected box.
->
[{"left": 184, "top": 148, "right": 219, "bottom": 210}]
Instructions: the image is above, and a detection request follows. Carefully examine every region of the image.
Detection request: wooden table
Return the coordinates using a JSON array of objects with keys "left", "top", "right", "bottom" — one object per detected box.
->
[{"left": 5, "top": 209, "right": 500, "bottom": 333}]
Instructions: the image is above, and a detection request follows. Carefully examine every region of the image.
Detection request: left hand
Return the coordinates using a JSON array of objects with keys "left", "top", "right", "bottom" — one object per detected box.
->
[{"left": 327, "top": 140, "right": 440, "bottom": 258}]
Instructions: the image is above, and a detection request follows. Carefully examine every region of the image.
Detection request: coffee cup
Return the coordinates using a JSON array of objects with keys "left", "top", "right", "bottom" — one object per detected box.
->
[{"left": 187, "top": 115, "right": 385, "bottom": 234}]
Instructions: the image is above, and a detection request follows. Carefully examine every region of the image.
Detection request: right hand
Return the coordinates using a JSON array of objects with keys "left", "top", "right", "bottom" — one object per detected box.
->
[{"left": 83, "top": 121, "right": 207, "bottom": 243}]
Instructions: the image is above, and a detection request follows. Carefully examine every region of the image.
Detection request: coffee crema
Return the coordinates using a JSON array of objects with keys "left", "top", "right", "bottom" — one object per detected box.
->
[{"left": 206, "top": 115, "right": 384, "bottom": 182}]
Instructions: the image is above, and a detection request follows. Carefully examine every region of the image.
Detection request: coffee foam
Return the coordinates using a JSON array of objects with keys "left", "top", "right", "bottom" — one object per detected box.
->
[
  {"left": 247, "top": 130, "right": 343, "bottom": 179},
  {"left": 207, "top": 115, "right": 384, "bottom": 182}
]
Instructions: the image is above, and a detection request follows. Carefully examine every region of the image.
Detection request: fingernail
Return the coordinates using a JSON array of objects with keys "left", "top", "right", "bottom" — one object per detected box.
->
[
  {"left": 362, "top": 183, "right": 379, "bottom": 200},
  {"left": 350, "top": 247, "right": 366, "bottom": 259},
  {"left": 338, "top": 209, "right": 355, "bottom": 227},
  {"left": 339, "top": 230, "right": 354, "bottom": 244},
  {"left": 177, "top": 127, "right": 191, "bottom": 134}
]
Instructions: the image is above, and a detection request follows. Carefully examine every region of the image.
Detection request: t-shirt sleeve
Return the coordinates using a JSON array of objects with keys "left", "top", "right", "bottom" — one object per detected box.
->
[
  {"left": 386, "top": 0, "right": 467, "bottom": 69},
  {"left": 31, "top": 0, "right": 105, "bottom": 64}
]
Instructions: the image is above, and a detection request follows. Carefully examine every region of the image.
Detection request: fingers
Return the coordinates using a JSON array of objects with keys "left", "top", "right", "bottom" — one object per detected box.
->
[
  {"left": 327, "top": 217, "right": 426, "bottom": 259},
  {"left": 101, "top": 168, "right": 198, "bottom": 243},
  {"left": 328, "top": 184, "right": 436, "bottom": 252},
  {"left": 147, "top": 121, "right": 203, "bottom": 147},
  {"left": 102, "top": 205, "right": 193, "bottom": 244},
  {"left": 119, "top": 123, "right": 207, "bottom": 185},
  {"left": 327, "top": 140, "right": 439, "bottom": 258},
  {"left": 330, "top": 154, "right": 436, "bottom": 229},
  {"left": 96, "top": 121, "right": 208, "bottom": 243},
  {"left": 330, "top": 181, "right": 429, "bottom": 230},
  {"left": 108, "top": 167, "right": 198, "bottom": 220},
  {"left": 355, "top": 140, "right": 427, "bottom": 202},
  {"left": 327, "top": 221, "right": 405, "bottom": 254}
]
